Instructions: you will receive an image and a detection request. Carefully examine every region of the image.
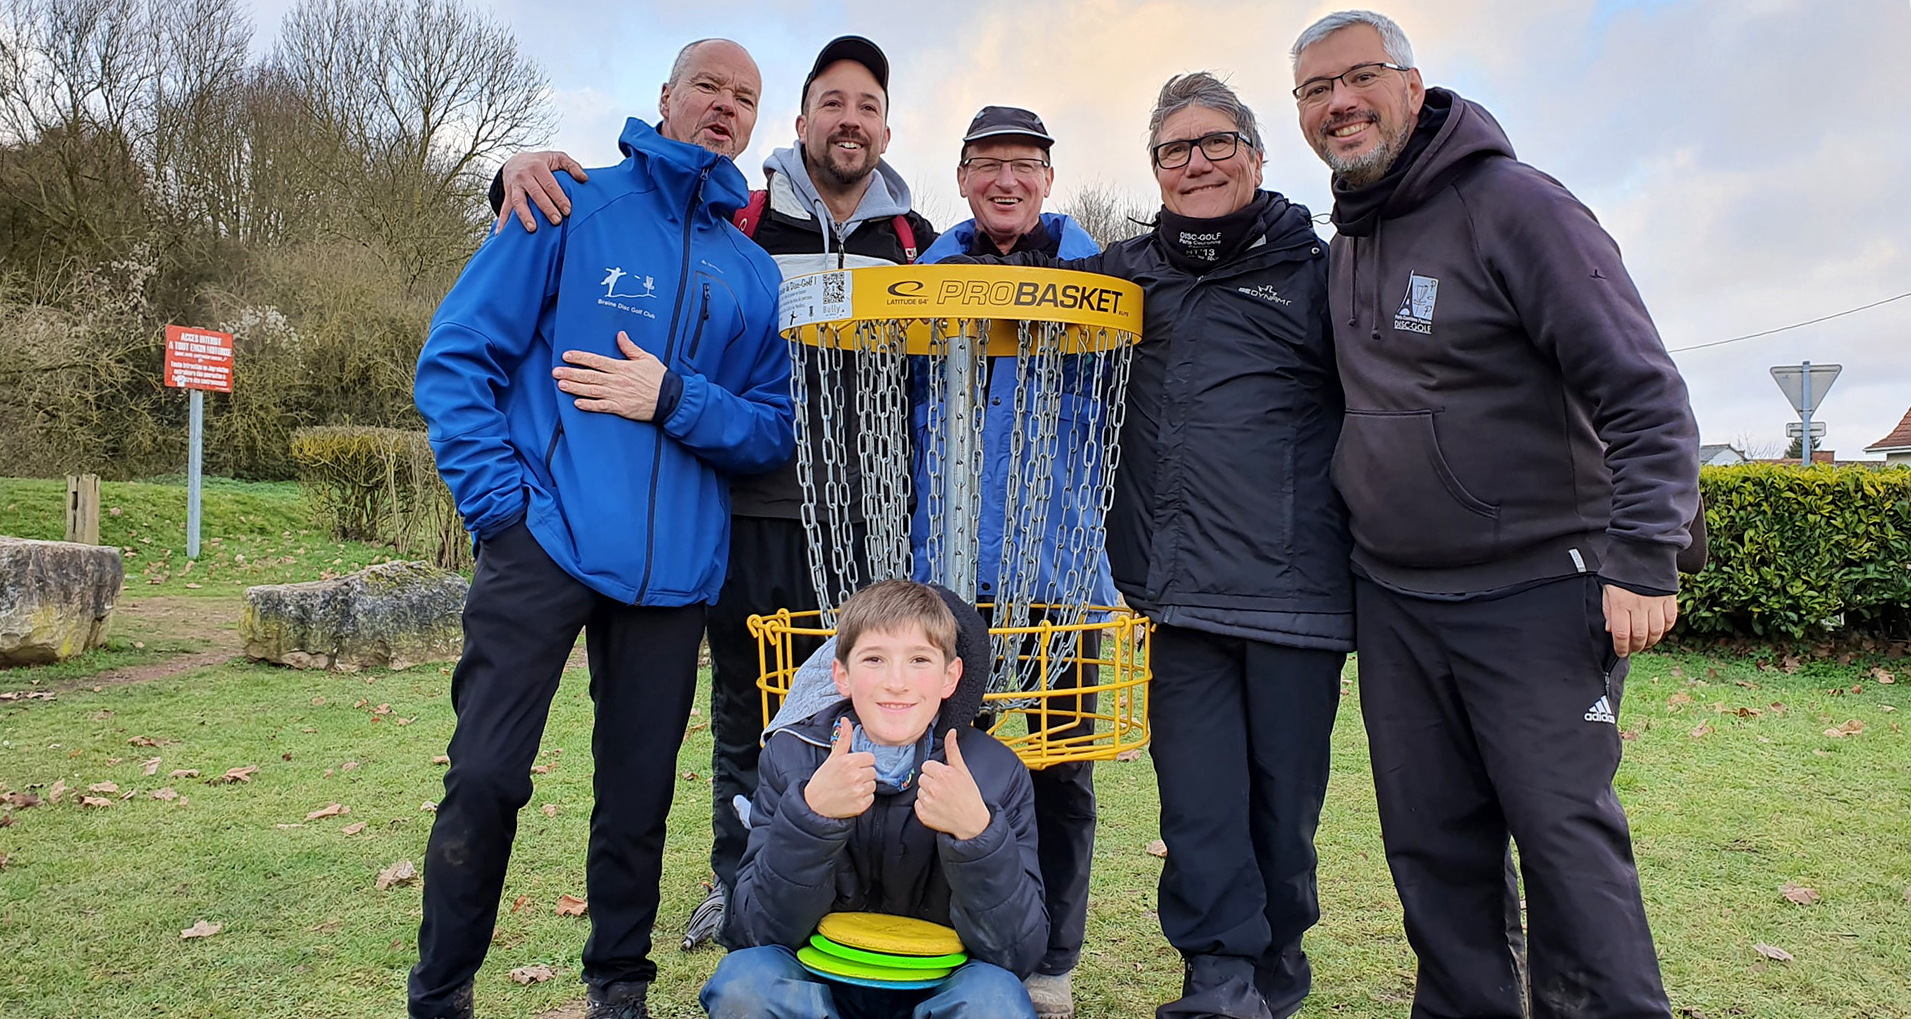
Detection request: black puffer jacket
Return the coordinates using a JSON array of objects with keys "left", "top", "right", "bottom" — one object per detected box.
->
[
  {"left": 729, "top": 591, "right": 1047, "bottom": 977},
  {"left": 958, "top": 194, "right": 1353, "bottom": 650}
]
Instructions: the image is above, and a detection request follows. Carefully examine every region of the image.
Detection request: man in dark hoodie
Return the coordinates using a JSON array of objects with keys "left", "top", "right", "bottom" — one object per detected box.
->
[
  {"left": 1290, "top": 10, "right": 1699, "bottom": 1019},
  {"left": 490, "top": 36, "right": 939, "bottom": 953}
]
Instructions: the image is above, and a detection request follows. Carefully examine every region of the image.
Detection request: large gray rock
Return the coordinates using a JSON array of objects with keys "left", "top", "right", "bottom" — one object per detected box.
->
[
  {"left": 0, "top": 536, "right": 124, "bottom": 666},
  {"left": 242, "top": 561, "right": 467, "bottom": 671}
]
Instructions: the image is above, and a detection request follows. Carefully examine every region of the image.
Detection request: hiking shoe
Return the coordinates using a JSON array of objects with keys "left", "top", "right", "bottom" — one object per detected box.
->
[
  {"left": 681, "top": 882, "right": 727, "bottom": 951},
  {"left": 410, "top": 982, "right": 473, "bottom": 1019},
  {"left": 1025, "top": 969, "right": 1075, "bottom": 1019},
  {"left": 583, "top": 980, "right": 650, "bottom": 1019}
]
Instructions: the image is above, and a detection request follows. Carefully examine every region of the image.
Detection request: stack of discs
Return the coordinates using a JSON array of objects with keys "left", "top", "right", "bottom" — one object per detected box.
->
[{"left": 797, "top": 912, "right": 968, "bottom": 990}]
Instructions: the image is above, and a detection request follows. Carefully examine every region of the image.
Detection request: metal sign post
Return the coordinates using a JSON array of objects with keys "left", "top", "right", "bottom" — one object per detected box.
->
[
  {"left": 1770, "top": 361, "right": 1841, "bottom": 463},
  {"left": 163, "top": 325, "right": 235, "bottom": 558}
]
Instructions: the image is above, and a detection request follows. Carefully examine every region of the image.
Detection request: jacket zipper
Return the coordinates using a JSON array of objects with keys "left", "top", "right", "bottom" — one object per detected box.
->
[
  {"left": 636, "top": 164, "right": 712, "bottom": 600},
  {"left": 685, "top": 283, "right": 712, "bottom": 360},
  {"left": 543, "top": 421, "right": 565, "bottom": 474}
]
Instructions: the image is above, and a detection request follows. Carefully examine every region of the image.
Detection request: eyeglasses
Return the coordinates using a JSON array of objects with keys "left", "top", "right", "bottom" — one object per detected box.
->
[
  {"left": 1151, "top": 130, "right": 1246, "bottom": 170},
  {"left": 959, "top": 157, "right": 1050, "bottom": 177},
  {"left": 1292, "top": 62, "right": 1411, "bottom": 108}
]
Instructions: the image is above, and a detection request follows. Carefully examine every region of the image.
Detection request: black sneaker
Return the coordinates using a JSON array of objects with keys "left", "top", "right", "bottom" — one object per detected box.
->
[
  {"left": 681, "top": 882, "right": 727, "bottom": 951},
  {"left": 583, "top": 980, "right": 650, "bottom": 1019},
  {"left": 411, "top": 982, "right": 473, "bottom": 1019}
]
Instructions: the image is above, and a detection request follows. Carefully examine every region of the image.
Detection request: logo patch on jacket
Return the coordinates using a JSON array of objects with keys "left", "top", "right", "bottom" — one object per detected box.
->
[
  {"left": 599, "top": 266, "right": 659, "bottom": 319},
  {"left": 1237, "top": 284, "right": 1293, "bottom": 306},
  {"left": 1393, "top": 272, "right": 1439, "bottom": 335}
]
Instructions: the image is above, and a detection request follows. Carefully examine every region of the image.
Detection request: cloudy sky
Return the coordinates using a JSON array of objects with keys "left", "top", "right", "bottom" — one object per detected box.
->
[{"left": 246, "top": 0, "right": 1911, "bottom": 458}]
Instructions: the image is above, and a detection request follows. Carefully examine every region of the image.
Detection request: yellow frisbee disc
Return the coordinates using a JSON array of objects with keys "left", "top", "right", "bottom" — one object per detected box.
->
[{"left": 815, "top": 912, "right": 965, "bottom": 958}]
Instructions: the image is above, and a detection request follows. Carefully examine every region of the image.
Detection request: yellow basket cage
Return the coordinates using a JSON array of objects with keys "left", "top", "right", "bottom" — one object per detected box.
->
[{"left": 748, "top": 606, "right": 1152, "bottom": 769}]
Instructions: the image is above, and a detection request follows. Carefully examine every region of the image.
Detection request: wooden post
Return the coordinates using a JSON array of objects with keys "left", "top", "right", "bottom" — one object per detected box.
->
[{"left": 65, "top": 473, "right": 101, "bottom": 545}]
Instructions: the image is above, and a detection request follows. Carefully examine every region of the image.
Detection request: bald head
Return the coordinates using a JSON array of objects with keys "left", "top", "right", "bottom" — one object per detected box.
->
[{"left": 658, "top": 39, "right": 761, "bottom": 158}]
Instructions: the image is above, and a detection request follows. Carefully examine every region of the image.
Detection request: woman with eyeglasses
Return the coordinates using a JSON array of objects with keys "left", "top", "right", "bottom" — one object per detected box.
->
[{"left": 948, "top": 72, "right": 1352, "bottom": 1019}]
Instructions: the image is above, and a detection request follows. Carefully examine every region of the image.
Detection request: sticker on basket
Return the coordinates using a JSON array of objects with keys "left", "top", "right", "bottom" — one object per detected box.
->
[{"left": 781, "top": 271, "right": 854, "bottom": 331}]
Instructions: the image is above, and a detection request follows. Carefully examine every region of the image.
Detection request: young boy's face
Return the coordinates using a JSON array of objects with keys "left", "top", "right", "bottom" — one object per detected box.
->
[{"left": 832, "top": 623, "right": 962, "bottom": 747}]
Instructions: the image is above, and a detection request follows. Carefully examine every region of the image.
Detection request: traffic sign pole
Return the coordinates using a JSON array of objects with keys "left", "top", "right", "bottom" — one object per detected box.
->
[
  {"left": 188, "top": 389, "right": 203, "bottom": 558},
  {"left": 163, "top": 324, "right": 233, "bottom": 561},
  {"left": 1801, "top": 360, "right": 1813, "bottom": 463}
]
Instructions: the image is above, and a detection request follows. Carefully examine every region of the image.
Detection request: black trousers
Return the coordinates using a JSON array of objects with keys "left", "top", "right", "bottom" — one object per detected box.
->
[
  {"left": 1148, "top": 623, "right": 1345, "bottom": 1017},
  {"left": 991, "top": 611, "right": 1102, "bottom": 977},
  {"left": 408, "top": 523, "right": 705, "bottom": 1016},
  {"left": 705, "top": 517, "right": 830, "bottom": 901},
  {"left": 1355, "top": 576, "right": 1671, "bottom": 1019}
]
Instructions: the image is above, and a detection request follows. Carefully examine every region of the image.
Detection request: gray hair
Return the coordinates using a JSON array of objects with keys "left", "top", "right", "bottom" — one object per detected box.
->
[
  {"left": 1289, "top": 10, "right": 1415, "bottom": 71},
  {"left": 667, "top": 38, "right": 731, "bottom": 87},
  {"left": 1146, "top": 72, "right": 1264, "bottom": 153}
]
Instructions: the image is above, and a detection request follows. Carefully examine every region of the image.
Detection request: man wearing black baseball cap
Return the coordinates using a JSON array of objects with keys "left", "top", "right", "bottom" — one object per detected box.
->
[{"left": 913, "top": 106, "right": 1106, "bottom": 1019}]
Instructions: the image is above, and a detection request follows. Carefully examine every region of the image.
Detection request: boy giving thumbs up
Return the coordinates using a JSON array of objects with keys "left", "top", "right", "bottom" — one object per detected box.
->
[{"left": 704, "top": 580, "right": 1046, "bottom": 1018}]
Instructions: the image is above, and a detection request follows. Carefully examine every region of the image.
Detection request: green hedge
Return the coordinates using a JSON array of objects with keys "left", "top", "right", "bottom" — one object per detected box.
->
[
  {"left": 1682, "top": 463, "right": 1911, "bottom": 640},
  {"left": 288, "top": 425, "right": 469, "bottom": 570}
]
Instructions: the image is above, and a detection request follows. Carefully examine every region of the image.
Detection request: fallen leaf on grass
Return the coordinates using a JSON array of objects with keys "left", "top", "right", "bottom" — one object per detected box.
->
[
  {"left": 1145, "top": 839, "right": 1168, "bottom": 859},
  {"left": 376, "top": 860, "right": 418, "bottom": 891},
  {"left": 395, "top": 717, "right": 414, "bottom": 726},
  {"left": 511, "top": 896, "right": 531, "bottom": 914},
  {"left": 530, "top": 765, "right": 551, "bottom": 775},
  {"left": 1666, "top": 692, "right": 1693, "bottom": 709},
  {"left": 510, "top": 964, "right": 555, "bottom": 985},
  {"left": 170, "top": 769, "right": 199, "bottom": 779},
  {"left": 1822, "top": 720, "right": 1864, "bottom": 738},
  {"left": 212, "top": 766, "right": 258, "bottom": 784},
  {"left": 1735, "top": 707, "right": 1762, "bottom": 718},
  {"left": 127, "top": 736, "right": 164, "bottom": 747},
  {"left": 341, "top": 821, "right": 367, "bottom": 836},
  {"left": 1781, "top": 882, "right": 1820, "bottom": 905},
  {"left": 143, "top": 758, "right": 162, "bottom": 776},
  {"left": 80, "top": 796, "right": 113, "bottom": 808},
  {"left": 1873, "top": 667, "right": 1897, "bottom": 685},
  {"left": 1115, "top": 748, "right": 1143, "bottom": 762},
  {"left": 555, "top": 894, "right": 588, "bottom": 917},
  {"left": 541, "top": 804, "right": 557, "bottom": 818},
  {"left": 180, "top": 920, "right": 222, "bottom": 940},
  {"left": 1753, "top": 942, "right": 1794, "bottom": 962},
  {"left": 47, "top": 779, "right": 64, "bottom": 803},
  {"left": 306, "top": 803, "right": 349, "bottom": 820},
  {"left": 685, "top": 722, "right": 708, "bottom": 734},
  {"left": 0, "top": 852, "right": 9, "bottom": 868},
  {"left": 152, "top": 788, "right": 178, "bottom": 801},
  {"left": 680, "top": 771, "right": 698, "bottom": 781},
  {"left": 88, "top": 782, "right": 119, "bottom": 794},
  {"left": 341, "top": 761, "right": 358, "bottom": 772},
  {"left": 432, "top": 755, "right": 450, "bottom": 765},
  {"left": 1688, "top": 724, "right": 1713, "bottom": 739},
  {"left": 3, "top": 792, "right": 39, "bottom": 809}
]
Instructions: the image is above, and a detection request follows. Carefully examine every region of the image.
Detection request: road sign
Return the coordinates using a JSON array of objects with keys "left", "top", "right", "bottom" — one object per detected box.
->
[
  {"left": 164, "top": 325, "right": 234, "bottom": 393},
  {"left": 1785, "top": 421, "right": 1826, "bottom": 439},
  {"left": 1769, "top": 363, "right": 1840, "bottom": 414}
]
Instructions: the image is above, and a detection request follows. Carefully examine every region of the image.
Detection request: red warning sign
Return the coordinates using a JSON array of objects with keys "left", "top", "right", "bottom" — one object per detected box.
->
[{"left": 163, "top": 325, "right": 234, "bottom": 393}]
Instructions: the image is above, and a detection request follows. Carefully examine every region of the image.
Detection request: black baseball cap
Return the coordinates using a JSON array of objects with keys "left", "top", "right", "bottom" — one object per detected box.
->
[
  {"left": 802, "top": 36, "right": 889, "bottom": 107},
  {"left": 962, "top": 105, "right": 1054, "bottom": 148}
]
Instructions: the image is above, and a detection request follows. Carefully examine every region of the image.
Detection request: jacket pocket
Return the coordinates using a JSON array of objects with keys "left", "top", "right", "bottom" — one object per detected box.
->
[{"left": 1333, "top": 409, "right": 1499, "bottom": 567}]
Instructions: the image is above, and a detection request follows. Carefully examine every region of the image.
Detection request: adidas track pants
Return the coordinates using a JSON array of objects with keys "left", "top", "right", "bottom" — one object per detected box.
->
[{"left": 1353, "top": 575, "right": 1672, "bottom": 1019}]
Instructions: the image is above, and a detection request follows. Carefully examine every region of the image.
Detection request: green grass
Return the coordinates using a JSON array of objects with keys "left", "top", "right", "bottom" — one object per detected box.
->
[
  {"left": 2, "top": 651, "right": 1907, "bottom": 1018},
  {"left": 0, "top": 476, "right": 407, "bottom": 596}
]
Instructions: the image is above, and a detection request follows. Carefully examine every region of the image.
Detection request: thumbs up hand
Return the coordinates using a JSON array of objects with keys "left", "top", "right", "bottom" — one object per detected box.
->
[
  {"left": 915, "top": 730, "right": 991, "bottom": 841},
  {"left": 804, "top": 717, "right": 877, "bottom": 819}
]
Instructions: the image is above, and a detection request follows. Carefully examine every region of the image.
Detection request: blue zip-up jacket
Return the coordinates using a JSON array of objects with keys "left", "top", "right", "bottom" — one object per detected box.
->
[
  {"left": 911, "top": 213, "right": 1119, "bottom": 608},
  {"left": 416, "top": 118, "right": 793, "bottom": 606}
]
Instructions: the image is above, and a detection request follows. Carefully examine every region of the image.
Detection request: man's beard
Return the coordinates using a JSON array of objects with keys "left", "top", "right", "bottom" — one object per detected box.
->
[
  {"left": 809, "top": 134, "right": 878, "bottom": 189},
  {"left": 1321, "top": 114, "right": 1412, "bottom": 188}
]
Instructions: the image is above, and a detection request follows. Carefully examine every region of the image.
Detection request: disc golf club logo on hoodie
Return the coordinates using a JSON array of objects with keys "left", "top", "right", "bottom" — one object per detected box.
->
[
  {"left": 1394, "top": 271, "right": 1440, "bottom": 335},
  {"left": 599, "top": 265, "right": 659, "bottom": 319}
]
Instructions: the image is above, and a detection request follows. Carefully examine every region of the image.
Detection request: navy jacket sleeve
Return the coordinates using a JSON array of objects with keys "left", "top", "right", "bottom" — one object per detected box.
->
[
  {"left": 730, "top": 732, "right": 851, "bottom": 951},
  {"left": 1472, "top": 170, "right": 1699, "bottom": 594},
  {"left": 413, "top": 211, "right": 565, "bottom": 539},
  {"left": 935, "top": 729, "right": 1048, "bottom": 976}
]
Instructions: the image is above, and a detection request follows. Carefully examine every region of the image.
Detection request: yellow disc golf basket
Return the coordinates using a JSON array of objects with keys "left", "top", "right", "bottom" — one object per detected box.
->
[{"left": 750, "top": 264, "right": 1152, "bottom": 767}]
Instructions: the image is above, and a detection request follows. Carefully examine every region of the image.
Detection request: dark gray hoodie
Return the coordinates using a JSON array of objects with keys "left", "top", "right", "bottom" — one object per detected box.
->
[{"left": 1327, "top": 88, "right": 1699, "bottom": 597}]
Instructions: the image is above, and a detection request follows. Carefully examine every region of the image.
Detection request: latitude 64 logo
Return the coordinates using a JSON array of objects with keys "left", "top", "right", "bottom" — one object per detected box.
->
[{"left": 1393, "top": 271, "right": 1439, "bottom": 334}]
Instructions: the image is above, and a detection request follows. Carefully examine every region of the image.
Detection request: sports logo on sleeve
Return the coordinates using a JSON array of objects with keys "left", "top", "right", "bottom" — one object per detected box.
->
[{"left": 1393, "top": 271, "right": 1440, "bottom": 335}]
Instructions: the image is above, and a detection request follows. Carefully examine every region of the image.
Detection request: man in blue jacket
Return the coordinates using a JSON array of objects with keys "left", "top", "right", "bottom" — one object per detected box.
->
[
  {"left": 408, "top": 39, "right": 793, "bottom": 1019},
  {"left": 913, "top": 105, "right": 1107, "bottom": 1019}
]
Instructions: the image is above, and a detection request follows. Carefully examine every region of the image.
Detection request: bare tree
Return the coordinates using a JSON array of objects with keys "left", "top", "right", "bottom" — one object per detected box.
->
[
  {"left": 1058, "top": 181, "right": 1152, "bottom": 249},
  {"left": 272, "top": 0, "right": 553, "bottom": 282}
]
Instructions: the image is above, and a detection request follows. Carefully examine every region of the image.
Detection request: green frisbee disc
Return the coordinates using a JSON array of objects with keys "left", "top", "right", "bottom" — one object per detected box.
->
[
  {"left": 809, "top": 933, "right": 968, "bottom": 970},
  {"left": 795, "top": 945, "right": 952, "bottom": 988}
]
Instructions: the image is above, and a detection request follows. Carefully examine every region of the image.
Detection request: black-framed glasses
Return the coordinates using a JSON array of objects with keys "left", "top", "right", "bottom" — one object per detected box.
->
[
  {"left": 959, "top": 157, "right": 1050, "bottom": 177},
  {"left": 1151, "top": 130, "right": 1245, "bottom": 170},
  {"left": 1292, "top": 62, "right": 1411, "bottom": 107}
]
